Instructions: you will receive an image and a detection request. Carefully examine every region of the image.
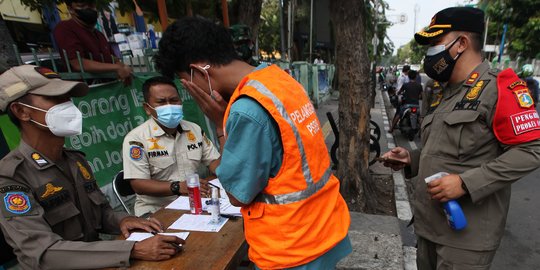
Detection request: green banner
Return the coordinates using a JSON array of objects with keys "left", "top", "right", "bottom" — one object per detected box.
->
[{"left": 0, "top": 75, "right": 209, "bottom": 187}]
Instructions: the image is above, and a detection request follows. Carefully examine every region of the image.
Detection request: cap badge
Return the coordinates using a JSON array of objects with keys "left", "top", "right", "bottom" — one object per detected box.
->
[{"left": 34, "top": 67, "right": 60, "bottom": 79}]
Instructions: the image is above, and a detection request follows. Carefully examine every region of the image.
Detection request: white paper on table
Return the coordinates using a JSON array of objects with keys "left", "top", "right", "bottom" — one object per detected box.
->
[
  {"left": 168, "top": 214, "right": 228, "bottom": 232},
  {"left": 166, "top": 196, "right": 210, "bottom": 210},
  {"left": 208, "top": 179, "right": 242, "bottom": 216},
  {"left": 126, "top": 232, "right": 190, "bottom": 242}
]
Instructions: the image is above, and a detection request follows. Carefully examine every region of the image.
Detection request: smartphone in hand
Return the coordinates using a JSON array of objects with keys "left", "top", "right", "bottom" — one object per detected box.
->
[{"left": 376, "top": 157, "right": 406, "bottom": 165}]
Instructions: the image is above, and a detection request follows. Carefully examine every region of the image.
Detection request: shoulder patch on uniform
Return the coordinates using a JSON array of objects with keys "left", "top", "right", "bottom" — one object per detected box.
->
[
  {"left": 129, "top": 141, "right": 144, "bottom": 147},
  {"left": 31, "top": 152, "right": 48, "bottom": 167},
  {"left": 493, "top": 68, "right": 540, "bottom": 145},
  {"left": 513, "top": 88, "right": 534, "bottom": 108},
  {"left": 508, "top": 80, "right": 527, "bottom": 90},
  {"left": 0, "top": 185, "right": 30, "bottom": 194},
  {"left": 3, "top": 192, "right": 32, "bottom": 215},
  {"left": 129, "top": 145, "right": 143, "bottom": 161}
]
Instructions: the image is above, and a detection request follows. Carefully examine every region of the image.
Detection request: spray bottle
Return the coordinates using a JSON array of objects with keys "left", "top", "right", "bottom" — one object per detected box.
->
[{"left": 425, "top": 172, "right": 467, "bottom": 231}]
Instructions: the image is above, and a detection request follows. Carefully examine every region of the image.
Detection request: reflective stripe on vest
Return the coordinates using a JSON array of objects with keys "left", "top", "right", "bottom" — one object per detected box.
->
[{"left": 246, "top": 79, "right": 333, "bottom": 205}]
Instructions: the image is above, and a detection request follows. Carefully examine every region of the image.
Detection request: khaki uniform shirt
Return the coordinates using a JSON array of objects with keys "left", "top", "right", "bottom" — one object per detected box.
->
[
  {"left": 408, "top": 61, "right": 540, "bottom": 251},
  {"left": 122, "top": 118, "right": 220, "bottom": 216},
  {"left": 0, "top": 141, "right": 134, "bottom": 270}
]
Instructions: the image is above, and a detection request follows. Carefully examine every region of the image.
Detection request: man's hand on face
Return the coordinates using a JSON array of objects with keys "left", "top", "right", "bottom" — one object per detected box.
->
[{"left": 181, "top": 79, "right": 227, "bottom": 128}]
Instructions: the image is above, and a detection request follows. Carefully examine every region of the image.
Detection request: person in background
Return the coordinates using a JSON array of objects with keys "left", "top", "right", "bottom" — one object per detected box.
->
[
  {"left": 388, "top": 70, "right": 422, "bottom": 133},
  {"left": 396, "top": 65, "right": 410, "bottom": 91},
  {"left": 0, "top": 65, "right": 183, "bottom": 270},
  {"left": 381, "top": 7, "right": 540, "bottom": 269},
  {"left": 155, "top": 17, "right": 352, "bottom": 270},
  {"left": 520, "top": 64, "right": 539, "bottom": 103},
  {"left": 53, "top": 0, "right": 132, "bottom": 85},
  {"left": 122, "top": 76, "right": 221, "bottom": 217}
]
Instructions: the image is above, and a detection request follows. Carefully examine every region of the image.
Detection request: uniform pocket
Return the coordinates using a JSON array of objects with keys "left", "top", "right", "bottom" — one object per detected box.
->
[
  {"left": 87, "top": 191, "right": 109, "bottom": 229},
  {"left": 149, "top": 156, "right": 176, "bottom": 176},
  {"left": 421, "top": 113, "right": 434, "bottom": 143},
  {"left": 186, "top": 149, "right": 203, "bottom": 161},
  {"left": 243, "top": 202, "right": 265, "bottom": 220},
  {"left": 443, "top": 111, "right": 481, "bottom": 159},
  {"left": 43, "top": 202, "right": 83, "bottom": 240}
]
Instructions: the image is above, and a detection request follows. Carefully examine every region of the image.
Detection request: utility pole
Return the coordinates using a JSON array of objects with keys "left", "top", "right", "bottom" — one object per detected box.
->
[{"left": 414, "top": 4, "right": 420, "bottom": 34}]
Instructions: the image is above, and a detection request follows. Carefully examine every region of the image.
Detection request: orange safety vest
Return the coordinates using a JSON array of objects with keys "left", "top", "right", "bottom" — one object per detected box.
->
[{"left": 223, "top": 65, "right": 350, "bottom": 269}]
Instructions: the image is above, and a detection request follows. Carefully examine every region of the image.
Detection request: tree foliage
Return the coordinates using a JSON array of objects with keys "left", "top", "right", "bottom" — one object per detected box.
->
[
  {"left": 396, "top": 38, "right": 427, "bottom": 65},
  {"left": 480, "top": 0, "right": 540, "bottom": 59},
  {"left": 258, "top": 0, "right": 280, "bottom": 58}
]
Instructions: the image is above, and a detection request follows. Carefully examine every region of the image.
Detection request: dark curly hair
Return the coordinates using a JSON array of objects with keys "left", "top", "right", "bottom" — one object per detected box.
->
[{"left": 155, "top": 17, "right": 239, "bottom": 78}]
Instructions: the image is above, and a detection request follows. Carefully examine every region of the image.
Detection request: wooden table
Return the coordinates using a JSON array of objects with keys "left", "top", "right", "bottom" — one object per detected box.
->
[{"left": 104, "top": 209, "right": 247, "bottom": 270}]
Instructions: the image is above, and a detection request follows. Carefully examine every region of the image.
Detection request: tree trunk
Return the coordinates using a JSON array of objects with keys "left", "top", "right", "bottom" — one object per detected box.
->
[
  {"left": 0, "top": 17, "right": 17, "bottom": 72},
  {"left": 330, "top": 0, "right": 376, "bottom": 212},
  {"left": 230, "top": 0, "right": 263, "bottom": 38}
]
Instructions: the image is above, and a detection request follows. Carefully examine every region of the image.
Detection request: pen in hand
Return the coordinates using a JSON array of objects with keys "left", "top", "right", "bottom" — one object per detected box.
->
[{"left": 151, "top": 231, "right": 184, "bottom": 252}]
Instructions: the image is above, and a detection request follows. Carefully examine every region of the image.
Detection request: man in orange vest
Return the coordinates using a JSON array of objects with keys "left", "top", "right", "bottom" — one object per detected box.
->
[{"left": 156, "top": 17, "right": 352, "bottom": 269}]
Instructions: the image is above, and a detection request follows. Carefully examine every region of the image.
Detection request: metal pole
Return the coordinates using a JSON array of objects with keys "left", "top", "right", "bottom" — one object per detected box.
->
[
  {"left": 497, "top": 23, "right": 507, "bottom": 64},
  {"left": 414, "top": 4, "right": 420, "bottom": 34},
  {"left": 221, "top": 0, "right": 229, "bottom": 28},
  {"left": 157, "top": 0, "right": 168, "bottom": 30},
  {"left": 279, "top": 0, "right": 286, "bottom": 59},
  {"left": 483, "top": 16, "right": 489, "bottom": 51},
  {"left": 309, "top": 0, "right": 313, "bottom": 63}
]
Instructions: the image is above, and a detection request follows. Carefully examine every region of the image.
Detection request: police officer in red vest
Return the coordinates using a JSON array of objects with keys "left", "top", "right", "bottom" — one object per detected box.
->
[{"left": 382, "top": 7, "right": 540, "bottom": 269}]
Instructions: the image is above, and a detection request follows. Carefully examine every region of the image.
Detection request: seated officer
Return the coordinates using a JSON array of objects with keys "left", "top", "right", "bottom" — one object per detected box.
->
[
  {"left": 0, "top": 65, "right": 184, "bottom": 269},
  {"left": 122, "top": 76, "right": 221, "bottom": 216}
]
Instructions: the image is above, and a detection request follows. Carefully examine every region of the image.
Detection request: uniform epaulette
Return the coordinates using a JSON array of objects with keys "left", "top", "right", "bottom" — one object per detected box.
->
[
  {"left": 0, "top": 155, "right": 25, "bottom": 178},
  {"left": 64, "top": 148, "right": 87, "bottom": 157}
]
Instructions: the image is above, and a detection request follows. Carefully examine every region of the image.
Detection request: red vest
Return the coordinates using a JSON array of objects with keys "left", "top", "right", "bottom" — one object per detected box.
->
[
  {"left": 493, "top": 68, "right": 540, "bottom": 144},
  {"left": 223, "top": 65, "right": 350, "bottom": 269}
]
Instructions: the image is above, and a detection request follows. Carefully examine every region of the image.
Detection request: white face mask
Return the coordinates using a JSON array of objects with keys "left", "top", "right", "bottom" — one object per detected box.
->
[{"left": 18, "top": 101, "right": 83, "bottom": 137}]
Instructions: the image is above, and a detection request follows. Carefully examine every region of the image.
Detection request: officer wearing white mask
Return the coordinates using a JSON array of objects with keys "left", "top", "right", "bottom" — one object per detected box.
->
[
  {"left": 122, "top": 76, "right": 221, "bottom": 216},
  {"left": 0, "top": 65, "right": 184, "bottom": 269}
]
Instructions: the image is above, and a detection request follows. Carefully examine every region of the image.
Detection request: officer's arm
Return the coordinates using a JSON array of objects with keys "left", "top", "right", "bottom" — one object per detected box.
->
[
  {"left": 129, "top": 178, "right": 180, "bottom": 196},
  {"left": 0, "top": 179, "right": 134, "bottom": 269},
  {"left": 459, "top": 139, "right": 540, "bottom": 203}
]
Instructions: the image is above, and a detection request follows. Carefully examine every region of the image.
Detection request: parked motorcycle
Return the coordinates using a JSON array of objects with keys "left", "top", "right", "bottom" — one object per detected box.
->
[{"left": 398, "top": 104, "right": 420, "bottom": 141}]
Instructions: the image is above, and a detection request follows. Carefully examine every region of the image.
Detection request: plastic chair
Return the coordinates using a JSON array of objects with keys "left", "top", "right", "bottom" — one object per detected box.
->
[{"left": 111, "top": 171, "right": 134, "bottom": 215}]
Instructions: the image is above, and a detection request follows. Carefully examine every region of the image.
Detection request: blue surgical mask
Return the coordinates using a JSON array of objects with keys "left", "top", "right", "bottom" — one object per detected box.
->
[{"left": 148, "top": 104, "right": 183, "bottom": 128}]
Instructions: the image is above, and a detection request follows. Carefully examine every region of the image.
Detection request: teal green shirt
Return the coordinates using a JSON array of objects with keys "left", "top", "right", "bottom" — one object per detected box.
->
[{"left": 216, "top": 64, "right": 351, "bottom": 268}]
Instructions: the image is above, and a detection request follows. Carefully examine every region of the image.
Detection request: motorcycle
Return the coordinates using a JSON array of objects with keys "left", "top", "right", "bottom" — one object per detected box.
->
[{"left": 398, "top": 104, "right": 420, "bottom": 141}]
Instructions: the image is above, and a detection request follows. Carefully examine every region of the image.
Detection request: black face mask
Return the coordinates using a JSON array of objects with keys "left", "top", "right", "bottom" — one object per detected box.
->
[
  {"left": 423, "top": 37, "right": 463, "bottom": 82},
  {"left": 74, "top": 8, "right": 98, "bottom": 26}
]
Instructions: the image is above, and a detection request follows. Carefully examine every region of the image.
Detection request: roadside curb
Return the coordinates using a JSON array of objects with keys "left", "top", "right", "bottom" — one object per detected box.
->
[{"left": 377, "top": 90, "right": 417, "bottom": 270}]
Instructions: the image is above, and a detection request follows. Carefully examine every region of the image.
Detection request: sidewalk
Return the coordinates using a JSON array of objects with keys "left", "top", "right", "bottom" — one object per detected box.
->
[{"left": 316, "top": 89, "right": 415, "bottom": 270}]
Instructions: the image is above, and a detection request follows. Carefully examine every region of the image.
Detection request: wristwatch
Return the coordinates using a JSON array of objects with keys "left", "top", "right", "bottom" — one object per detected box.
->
[{"left": 170, "top": 181, "right": 181, "bottom": 195}]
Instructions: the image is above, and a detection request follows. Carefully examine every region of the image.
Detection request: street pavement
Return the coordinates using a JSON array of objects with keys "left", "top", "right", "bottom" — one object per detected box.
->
[{"left": 379, "top": 87, "right": 540, "bottom": 269}]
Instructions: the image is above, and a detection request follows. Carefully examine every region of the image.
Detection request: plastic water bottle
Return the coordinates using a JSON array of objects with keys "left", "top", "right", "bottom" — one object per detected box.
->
[
  {"left": 208, "top": 186, "right": 221, "bottom": 224},
  {"left": 425, "top": 172, "right": 467, "bottom": 231},
  {"left": 148, "top": 24, "right": 157, "bottom": 49},
  {"left": 186, "top": 174, "right": 202, "bottom": 214}
]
